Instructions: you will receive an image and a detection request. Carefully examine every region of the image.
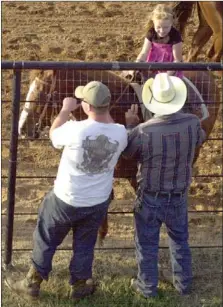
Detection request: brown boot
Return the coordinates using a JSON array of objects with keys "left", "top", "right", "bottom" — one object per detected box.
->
[
  {"left": 4, "top": 266, "right": 43, "bottom": 300},
  {"left": 159, "top": 267, "right": 173, "bottom": 284},
  {"left": 70, "top": 279, "right": 96, "bottom": 300}
]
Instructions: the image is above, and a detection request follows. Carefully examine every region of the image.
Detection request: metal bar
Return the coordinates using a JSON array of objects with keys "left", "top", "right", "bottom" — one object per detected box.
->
[
  {"left": 1, "top": 61, "right": 223, "bottom": 71},
  {"left": 1, "top": 210, "right": 222, "bottom": 216},
  {"left": 1, "top": 100, "right": 223, "bottom": 105},
  {"left": 1, "top": 246, "right": 222, "bottom": 252},
  {"left": 4, "top": 70, "right": 21, "bottom": 266},
  {"left": 2, "top": 137, "right": 223, "bottom": 142},
  {"left": 1, "top": 174, "right": 223, "bottom": 179}
]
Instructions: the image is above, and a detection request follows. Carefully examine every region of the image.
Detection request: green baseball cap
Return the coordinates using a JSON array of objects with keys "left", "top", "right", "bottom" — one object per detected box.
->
[{"left": 75, "top": 81, "right": 111, "bottom": 107}]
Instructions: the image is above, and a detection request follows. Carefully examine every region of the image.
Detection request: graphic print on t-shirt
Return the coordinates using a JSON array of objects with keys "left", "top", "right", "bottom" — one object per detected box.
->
[{"left": 76, "top": 135, "right": 119, "bottom": 174}]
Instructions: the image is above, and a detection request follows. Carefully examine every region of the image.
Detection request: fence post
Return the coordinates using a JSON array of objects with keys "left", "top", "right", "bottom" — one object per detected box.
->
[{"left": 4, "top": 69, "right": 21, "bottom": 267}]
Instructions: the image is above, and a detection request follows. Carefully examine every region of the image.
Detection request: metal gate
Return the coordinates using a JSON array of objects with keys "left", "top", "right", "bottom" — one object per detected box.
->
[{"left": 1, "top": 61, "right": 222, "bottom": 267}]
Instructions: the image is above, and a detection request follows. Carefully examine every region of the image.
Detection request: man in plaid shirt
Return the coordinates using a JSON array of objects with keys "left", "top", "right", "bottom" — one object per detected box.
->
[{"left": 124, "top": 73, "right": 206, "bottom": 298}]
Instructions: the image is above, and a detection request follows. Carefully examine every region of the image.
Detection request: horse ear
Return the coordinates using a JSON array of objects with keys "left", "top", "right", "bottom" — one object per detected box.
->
[
  {"left": 45, "top": 70, "right": 55, "bottom": 79},
  {"left": 29, "top": 70, "right": 40, "bottom": 83}
]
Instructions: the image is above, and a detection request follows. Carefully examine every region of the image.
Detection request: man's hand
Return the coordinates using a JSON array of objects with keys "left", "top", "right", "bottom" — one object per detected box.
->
[
  {"left": 62, "top": 97, "right": 80, "bottom": 112},
  {"left": 125, "top": 104, "right": 140, "bottom": 126}
]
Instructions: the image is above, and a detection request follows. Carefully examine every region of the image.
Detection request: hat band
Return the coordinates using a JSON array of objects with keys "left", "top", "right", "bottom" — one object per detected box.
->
[{"left": 149, "top": 86, "right": 176, "bottom": 104}]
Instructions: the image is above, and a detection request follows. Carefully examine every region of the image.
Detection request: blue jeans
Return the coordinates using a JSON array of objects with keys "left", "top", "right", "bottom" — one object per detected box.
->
[
  {"left": 134, "top": 191, "right": 192, "bottom": 297},
  {"left": 31, "top": 189, "right": 110, "bottom": 284}
]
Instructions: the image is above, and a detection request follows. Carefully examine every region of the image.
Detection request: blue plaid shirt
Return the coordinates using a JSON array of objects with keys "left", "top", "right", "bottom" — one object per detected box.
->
[{"left": 123, "top": 112, "right": 206, "bottom": 192}]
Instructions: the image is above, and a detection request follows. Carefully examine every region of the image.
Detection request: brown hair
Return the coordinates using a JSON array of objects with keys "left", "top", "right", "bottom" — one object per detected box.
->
[{"left": 145, "top": 4, "right": 174, "bottom": 33}]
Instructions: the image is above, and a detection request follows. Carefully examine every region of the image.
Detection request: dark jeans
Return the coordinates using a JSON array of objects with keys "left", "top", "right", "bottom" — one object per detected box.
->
[
  {"left": 31, "top": 189, "right": 110, "bottom": 284},
  {"left": 134, "top": 191, "right": 192, "bottom": 297}
]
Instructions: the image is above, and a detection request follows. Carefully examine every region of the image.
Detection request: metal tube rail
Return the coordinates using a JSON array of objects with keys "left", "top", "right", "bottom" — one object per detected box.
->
[
  {"left": 1, "top": 210, "right": 222, "bottom": 215},
  {"left": 2, "top": 61, "right": 223, "bottom": 71},
  {"left": 2, "top": 138, "right": 222, "bottom": 141},
  {"left": 1, "top": 175, "right": 223, "bottom": 179},
  {"left": 1, "top": 246, "right": 222, "bottom": 252},
  {"left": 4, "top": 70, "right": 21, "bottom": 266}
]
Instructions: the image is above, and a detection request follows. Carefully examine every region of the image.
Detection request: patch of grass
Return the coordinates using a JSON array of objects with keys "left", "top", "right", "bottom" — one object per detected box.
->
[
  {"left": 2, "top": 275, "right": 222, "bottom": 307},
  {"left": 2, "top": 250, "right": 222, "bottom": 307}
]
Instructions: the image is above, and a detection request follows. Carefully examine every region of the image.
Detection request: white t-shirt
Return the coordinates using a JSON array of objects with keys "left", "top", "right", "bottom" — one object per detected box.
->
[{"left": 51, "top": 119, "right": 128, "bottom": 207}]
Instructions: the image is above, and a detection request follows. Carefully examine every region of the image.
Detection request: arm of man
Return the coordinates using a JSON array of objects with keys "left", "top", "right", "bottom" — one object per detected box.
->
[
  {"left": 196, "top": 120, "right": 206, "bottom": 146},
  {"left": 50, "top": 109, "right": 71, "bottom": 138},
  {"left": 50, "top": 97, "right": 79, "bottom": 148},
  {"left": 122, "top": 126, "right": 141, "bottom": 159},
  {"left": 122, "top": 104, "right": 141, "bottom": 159}
]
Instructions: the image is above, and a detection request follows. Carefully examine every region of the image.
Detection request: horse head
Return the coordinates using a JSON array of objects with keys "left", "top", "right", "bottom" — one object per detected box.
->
[
  {"left": 19, "top": 70, "right": 57, "bottom": 138},
  {"left": 20, "top": 69, "right": 143, "bottom": 139}
]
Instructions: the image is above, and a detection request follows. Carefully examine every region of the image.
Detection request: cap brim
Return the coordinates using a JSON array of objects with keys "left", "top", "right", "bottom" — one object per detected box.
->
[
  {"left": 74, "top": 86, "right": 85, "bottom": 99},
  {"left": 142, "top": 76, "right": 187, "bottom": 116}
]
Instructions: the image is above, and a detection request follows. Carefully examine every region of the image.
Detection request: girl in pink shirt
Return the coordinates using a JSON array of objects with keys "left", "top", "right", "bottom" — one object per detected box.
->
[{"left": 128, "top": 4, "right": 183, "bottom": 80}]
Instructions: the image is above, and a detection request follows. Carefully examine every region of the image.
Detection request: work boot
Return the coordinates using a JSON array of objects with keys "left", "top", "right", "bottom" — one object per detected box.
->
[
  {"left": 159, "top": 269, "right": 192, "bottom": 295},
  {"left": 70, "top": 279, "right": 96, "bottom": 300},
  {"left": 159, "top": 268, "right": 173, "bottom": 284},
  {"left": 130, "top": 278, "right": 143, "bottom": 296},
  {"left": 130, "top": 278, "right": 157, "bottom": 298},
  {"left": 4, "top": 266, "right": 43, "bottom": 300}
]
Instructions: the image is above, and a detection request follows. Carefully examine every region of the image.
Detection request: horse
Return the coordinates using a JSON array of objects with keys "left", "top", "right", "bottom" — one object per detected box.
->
[
  {"left": 19, "top": 68, "right": 221, "bottom": 243},
  {"left": 173, "top": 2, "right": 223, "bottom": 62}
]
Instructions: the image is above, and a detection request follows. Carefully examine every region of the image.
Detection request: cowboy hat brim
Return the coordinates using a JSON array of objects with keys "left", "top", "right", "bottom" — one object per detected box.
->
[{"left": 142, "top": 76, "right": 187, "bottom": 115}]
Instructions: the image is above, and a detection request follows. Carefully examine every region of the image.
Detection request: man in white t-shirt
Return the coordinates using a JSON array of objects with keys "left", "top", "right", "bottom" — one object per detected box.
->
[{"left": 5, "top": 81, "right": 128, "bottom": 301}]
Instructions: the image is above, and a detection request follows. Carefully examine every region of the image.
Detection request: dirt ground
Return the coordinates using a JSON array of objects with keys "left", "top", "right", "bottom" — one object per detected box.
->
[
  {"left": 1, "top": 0, "right": 222, "bottom": 268},
  {"left": 1, "top": 1, "right": 202, "bottom": 62}
]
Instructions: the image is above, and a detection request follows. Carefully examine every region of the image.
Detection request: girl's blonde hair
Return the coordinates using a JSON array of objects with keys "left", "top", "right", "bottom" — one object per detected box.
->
[{"left": 145, "top": 4, "right": 174, "bottom": 33}]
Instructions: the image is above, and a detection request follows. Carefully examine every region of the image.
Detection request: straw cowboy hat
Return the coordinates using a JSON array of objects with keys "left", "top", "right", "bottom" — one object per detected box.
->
[{"left": 142, "top": 73, "right": 187, "bottom": 115}]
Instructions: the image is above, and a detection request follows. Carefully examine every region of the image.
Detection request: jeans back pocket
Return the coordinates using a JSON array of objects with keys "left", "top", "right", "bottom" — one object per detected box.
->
[
  {"left": 134, "top": 195, "right": 159, "bottom": 226},
  {"left": 168, "top": 196, "right": 187, "bottom": 226}
]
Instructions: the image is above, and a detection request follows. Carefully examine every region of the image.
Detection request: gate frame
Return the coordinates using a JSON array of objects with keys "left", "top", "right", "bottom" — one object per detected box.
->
[{"left": 1, "top": 61, "right": 222, "bottom": 267}]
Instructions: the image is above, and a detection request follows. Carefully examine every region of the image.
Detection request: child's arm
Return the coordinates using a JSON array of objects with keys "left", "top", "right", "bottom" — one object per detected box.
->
[
  {"left": 168, "top": 42, "right": 183, "bottom": 76},
  {"left": 125, "top": 38, "right": 152, "bottom": 78},
  {"left": 172, "top": 42, "right": 183, "bottom": 62},
  {"left": 136, "top": 38, "right": 152, "bottom": 62}
]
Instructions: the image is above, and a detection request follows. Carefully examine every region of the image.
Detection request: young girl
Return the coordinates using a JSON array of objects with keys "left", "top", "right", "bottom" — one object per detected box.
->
[{"left": 134, "top": 4, "right": 183, "bottom": 79}]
